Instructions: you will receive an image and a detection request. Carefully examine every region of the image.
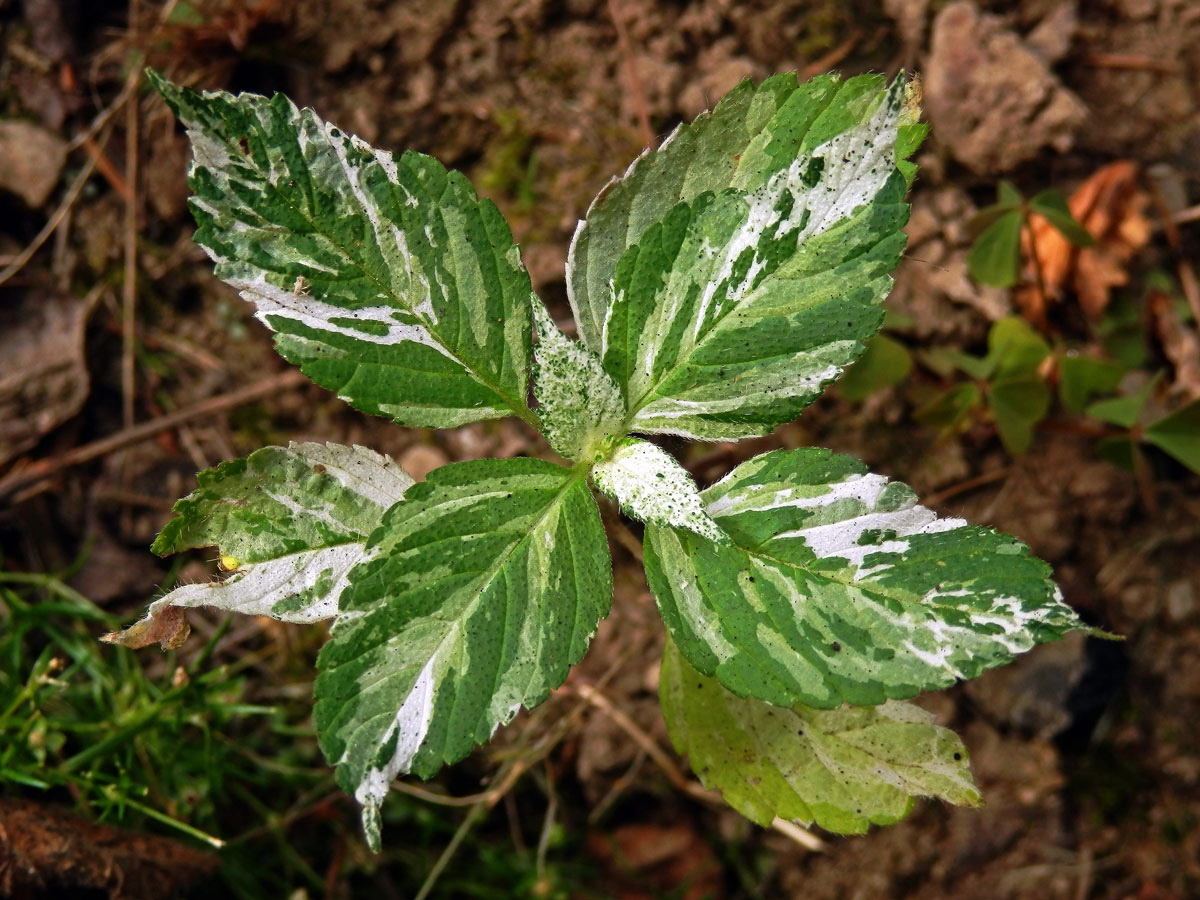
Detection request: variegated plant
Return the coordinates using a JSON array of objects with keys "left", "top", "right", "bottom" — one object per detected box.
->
[{"left": 107, "top": 70, "right": 1090, "bottom": 851}]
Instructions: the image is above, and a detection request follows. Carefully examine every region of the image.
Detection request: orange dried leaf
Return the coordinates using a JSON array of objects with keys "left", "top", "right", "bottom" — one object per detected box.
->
[
  {"left": 1017, "top": 161, "right": 1151, "bottom": 323},
  {"left": 101, "top": 605, "right": 191, "bottom": 651}
]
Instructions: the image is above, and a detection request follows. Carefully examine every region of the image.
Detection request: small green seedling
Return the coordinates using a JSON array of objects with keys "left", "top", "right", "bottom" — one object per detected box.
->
[
  {"left": 1086, "top": 374, "right": 1200, "bottom": 475},
  {"left": 917, "top": 316, "right": 1052, "bottom": 454},
  {"left": 967, "top": 181, "right": 1094, "bottom": 288},
  {"left": 838, "top": 328, "right": 914, "bottom": 402},
  {"left": 107, "top": 71, "right": 1092, "bottom": 851},
  {"left": 911, "top": 314, "right": 1200, "bottom": 476}
]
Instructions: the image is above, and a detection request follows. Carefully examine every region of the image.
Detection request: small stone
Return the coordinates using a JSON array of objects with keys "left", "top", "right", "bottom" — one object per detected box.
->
[
  {"left": 1166, "top": 579, "right": 1196, "bottom": 622},
  {"left": 0, "top": 120, "right": 68, "bottom": 207},
  {"left": 924, "top": 1, "right": 1087, "bottom": 174},
  {"left": 1026, "top": 2, "right": 1079, "bottom": 64}
]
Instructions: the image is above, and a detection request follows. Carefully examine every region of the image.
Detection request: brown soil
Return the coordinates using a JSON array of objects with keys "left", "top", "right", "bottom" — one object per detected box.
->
[{"left": 1, "top": 1, "right": 1199, "bottom": 898}]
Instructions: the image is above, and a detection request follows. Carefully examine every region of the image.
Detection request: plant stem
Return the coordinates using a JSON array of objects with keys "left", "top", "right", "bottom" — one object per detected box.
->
[{"left": 414, "top": 802, "right": 488, "bottom": 900}]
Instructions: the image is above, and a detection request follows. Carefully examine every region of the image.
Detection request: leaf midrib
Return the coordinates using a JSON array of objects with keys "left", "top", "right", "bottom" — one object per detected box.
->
[{"left": 329, "top": 464, "right": 590, "bottom": 676}]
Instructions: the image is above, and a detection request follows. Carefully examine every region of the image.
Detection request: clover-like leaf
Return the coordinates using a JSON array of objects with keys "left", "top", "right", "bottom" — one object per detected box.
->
[{"left": 1145, "top": 399, "right": 1200, "bottom": 473}]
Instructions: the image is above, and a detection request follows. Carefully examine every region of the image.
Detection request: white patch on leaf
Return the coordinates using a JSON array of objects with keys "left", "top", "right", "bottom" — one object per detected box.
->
[
  {"left": 354, "top": 651, "right": 439, "bottom": 810},
  {"left": 288, "top": 442, "right": 414, "bottom": 508},
  {"left": 234, "top": 269, "right": 452, "bottom": 356},
  {"left": 707, "top": 471, "right": 889, "bottom": 518},
  {"left": 777, "top": 502, "right": 964, "bottom": 572},
  {"left": 593, "top": 439, "right": 723, "bottom": 541},
  {"left": 126, "top": 543, "right": 371, "bottom": 633},
  {"left": 634, "top": 361, "right": 842, "bottom": 425}
]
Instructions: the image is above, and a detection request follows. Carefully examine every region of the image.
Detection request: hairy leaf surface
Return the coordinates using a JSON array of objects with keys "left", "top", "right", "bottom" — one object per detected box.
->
[
  {"left": 152, "top": 71, "right": 534, "bottom": 428},
  {"left": 660, "top": 639, "right": 980, "bottom": 833},
  {"left": 592, "top": 438, "right": 722, "bottom": 540},
  {"left": 645, "top": 448, "right": 1084, "bottom": 709},
  {"left": 105, "top": 443, "right": 412, "bottom": 647},
  {"left": 313, "top": 458, "right": 611, "bottom": 850},
  {"left": 531, "top": 299, "right": 625, "bottom": 461}
]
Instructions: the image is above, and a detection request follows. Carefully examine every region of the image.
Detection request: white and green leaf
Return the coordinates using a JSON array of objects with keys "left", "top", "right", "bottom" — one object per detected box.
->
[
  {"left": 531, "top": 299, "right": 625, "bottom": 462},
  {"left": 592, "top": 438, "right": 722, "bottom": 541},
  {"left": 661, "top": 639, "right": 980, "bottom": 833},
  {"left": 152, "top": 71, "right": 534, "bottom": 428},
  {"left": 312, "top": 458, "right": 611, "bottom": 851},
  {"left": 596, "top": 77, "right": 913, "bottom": 440},
  {"left": 569, "top": 72, "right": 920, "bottom": 350},
  {"left": 645, "top": 447, "right": 1085, "bottom": 709},
  {"left": 105, "top": 443, "right": 412, "bottom": 647}
]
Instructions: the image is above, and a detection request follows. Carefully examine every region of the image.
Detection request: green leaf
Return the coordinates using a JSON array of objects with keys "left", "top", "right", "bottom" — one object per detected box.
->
[
  {"left": 569, "top": 72, "right": 908, "bottom": 351},
  {"left": 894, "top": 120, "right": 929, "bottom": 189},
  {"left": 644, "top": 448, "right": 1083, "bottom": 709},
  {"left": 150, "top": 71, "right": 534, "bottom": 429},
  {"left": 595, "top": 76, "right": 914, "bottom": 440},
  {"left": 914, "top": 382, "right": 981, "bottom": 429},
  {"left": 990, "top": 375, "right": 1050, "bottom": 455},
  {"left": 1086, "top": 375, "right": 1158, "bottom": 429},
  {"left": 592, "top": 438, "right": 723, "bottom": 541},
  {"left": 988, "top": 317, "right": 1050, "bottom": 379},
  {"left": 933, "top": 318, "right": 1047, "bottom": 387},
  {"left": 313, "top": 458, "right": 611, "bottom": 851},
  {"left": 967, "top": 209, "right": 1023, "bottom": 287},
  {"left": 1145, "top": 399, "right": 1200, "bottom": 473},
  {"left": 1029, "top": 190, "right": 1094, "bottom": 248},
  {"left": 107, "top": 443, "right": 412, "bottom": 646},
  {"left": 531, "top": 299, "right": 625, "bottom": 462},
  {"left": 951, "top": 350, "right": 996, "bottom": 380},
  {"left": 997, "top": 181, "right": 1023, "bottom": 208},
  {"left": 1095, "top": 435, "right": 1138, "bottom": 471},
  {"left": 660, "top": 639, "right": 981, "bottom": 833},
  {"left": 1058, "top": 354, "right": 1125, "bottom": 414},
  {"left": 839, "top": 334, "right": 913, "bottom": 402}
]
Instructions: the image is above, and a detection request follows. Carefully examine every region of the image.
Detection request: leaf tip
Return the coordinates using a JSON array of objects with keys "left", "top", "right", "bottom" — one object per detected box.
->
[
  {"left": 144, "top": 67, "right": 178, "bottom": 104},
  {"left": 361, "top": 803, "right": 383, "bottom": 854},
  {"left": 100, "top": 605, "right": 191, "bottom": 651}
]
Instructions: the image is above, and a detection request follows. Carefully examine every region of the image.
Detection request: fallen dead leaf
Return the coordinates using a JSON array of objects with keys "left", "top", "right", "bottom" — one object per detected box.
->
[
  {"left": 1016, "top": 160, "right": 1151, "bottom": 324},
  {"left": 0, "top": 119, "right": 67, "bottom": 207},
  {"left": 100, "top": 604, "right": 191, "bottom": 651},
  {"left": 1150, "top": 290, "right": 1200, "bottom": 400},
  {"left": 0, "top": 291, "right": 95, "bottom": 466}
]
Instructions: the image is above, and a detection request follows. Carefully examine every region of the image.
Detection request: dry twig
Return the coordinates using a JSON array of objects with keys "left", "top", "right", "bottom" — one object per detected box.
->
[
  {"left": 0, "top": 370, "right": 309, "bottom": 503},
  {"left": 570, "top": 681, "right": 827, "bottom": 852}
]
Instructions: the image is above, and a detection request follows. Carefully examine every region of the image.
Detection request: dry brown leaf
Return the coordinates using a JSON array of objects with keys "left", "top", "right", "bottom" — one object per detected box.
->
[
  {"left": 100, "top": 604, "right": 191, "bottom": 651},
  {"left": 1017, "top": 160, "right": 1151, "bottom": 324},
  {"left": 1150, "top": 290, "right": 1200, "bottom": 400},
  {"left": 0, "top": 292, "right": 94, "bottom": 466}
]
